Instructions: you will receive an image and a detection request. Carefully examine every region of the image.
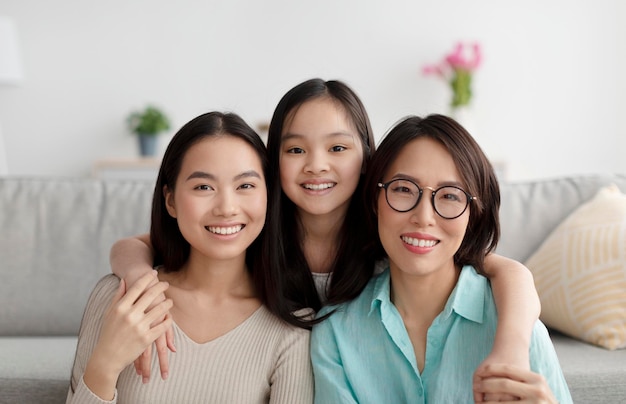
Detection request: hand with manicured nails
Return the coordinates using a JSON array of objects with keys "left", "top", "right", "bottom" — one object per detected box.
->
[
  {"left": 83, "top": 271, "right": 174, "bottom": 400},
  {"left": 474, "top": 363, "right": 557, "bottom": 403}
]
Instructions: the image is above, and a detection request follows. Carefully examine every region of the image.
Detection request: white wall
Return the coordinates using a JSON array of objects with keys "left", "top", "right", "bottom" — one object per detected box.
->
[{"left": 0, "top": 0, "right": 623, "bottom": 181}]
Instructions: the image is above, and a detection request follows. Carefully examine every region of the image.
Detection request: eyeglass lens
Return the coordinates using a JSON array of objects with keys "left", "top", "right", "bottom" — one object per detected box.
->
[{"left": 384, "top": 179, "right": 469, "bottom": 218}]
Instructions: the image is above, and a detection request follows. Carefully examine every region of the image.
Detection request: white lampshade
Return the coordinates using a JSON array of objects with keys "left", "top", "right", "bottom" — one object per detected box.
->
[
  {"left": 0, "top": 16, "right": 22, "bottom": 175},
  {"left": 0, "top": 16, "right": 23, "bottom": 85}
]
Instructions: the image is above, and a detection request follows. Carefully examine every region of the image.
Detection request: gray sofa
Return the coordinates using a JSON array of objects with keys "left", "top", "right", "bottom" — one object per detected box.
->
[{"left": 1, "top": 175, "right": 625, "bottom": 403}]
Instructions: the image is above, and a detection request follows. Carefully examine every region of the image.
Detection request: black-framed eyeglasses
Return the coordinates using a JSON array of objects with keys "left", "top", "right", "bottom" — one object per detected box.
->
[{"left": 377, "top": 178, "right": 476, "bottom": 219}]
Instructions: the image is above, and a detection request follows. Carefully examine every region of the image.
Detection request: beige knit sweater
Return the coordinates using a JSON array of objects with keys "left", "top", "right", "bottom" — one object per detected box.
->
[{"left": 66, "top": 275, "right": 313, "bottom": 404}]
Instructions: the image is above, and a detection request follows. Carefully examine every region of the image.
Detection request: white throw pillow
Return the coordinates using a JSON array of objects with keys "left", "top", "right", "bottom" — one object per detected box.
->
[{"left": 525, "top": 185, "right": 626, "bottom": 350}]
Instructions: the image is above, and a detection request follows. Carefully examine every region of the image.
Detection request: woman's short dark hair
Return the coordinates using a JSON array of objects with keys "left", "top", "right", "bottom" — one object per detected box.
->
[
  {"left": 261, "top": 78, "right": 377, "bottom": 325},
  {"left": 363, "top": 114, "right": 500, "bottom": 273},
  {"left": 150, "top": 111, "right": 268, "bottom": 274}
]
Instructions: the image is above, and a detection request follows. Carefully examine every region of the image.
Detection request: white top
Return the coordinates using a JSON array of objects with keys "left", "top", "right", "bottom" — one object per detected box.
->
[{"left": 311, "top": 259, "right": 388, "bottom": 303}]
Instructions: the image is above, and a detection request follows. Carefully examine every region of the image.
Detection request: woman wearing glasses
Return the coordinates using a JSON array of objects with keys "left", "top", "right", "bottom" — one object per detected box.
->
[{"left": 310, "top": 115, "right": 572, "bottom": 403}]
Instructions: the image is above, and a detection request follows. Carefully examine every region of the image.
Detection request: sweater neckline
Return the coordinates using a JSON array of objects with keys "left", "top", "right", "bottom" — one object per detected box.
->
[{"left": 171, "top": 305, "right": 267, "bottom": 346}]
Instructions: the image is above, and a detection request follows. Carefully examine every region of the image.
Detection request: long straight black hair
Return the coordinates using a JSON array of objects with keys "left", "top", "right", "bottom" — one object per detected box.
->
[
  {"left": 150, "top": 111, "right": 297, "bottom": 326},
  {"left": 260, "top": 78, "right": 377, "bottom": 327},
  {"left": 150, "top": 111, "right": 268, "bottom": 274}
]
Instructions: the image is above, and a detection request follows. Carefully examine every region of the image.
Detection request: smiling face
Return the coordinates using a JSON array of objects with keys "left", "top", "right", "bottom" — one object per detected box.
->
[
  {"left": 377, "top": 136, "right": 470, "bottom": 279},
  {"left": 278, "top": 96, "right": 364, "bottom": 220},
  {"left": 164, "top": 135, "right": 267, "bottom": 264}
]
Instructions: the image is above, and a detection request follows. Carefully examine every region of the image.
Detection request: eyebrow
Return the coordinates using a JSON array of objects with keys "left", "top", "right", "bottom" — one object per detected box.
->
[
  {"left": 389, "top": 173, "right": 463, "bottom": 188},
  {"left": 281, "top": 131, "right": 356, "bottom": 143},
  {"left": 185, "top": 170, "right": 262, "bottom": 182}
]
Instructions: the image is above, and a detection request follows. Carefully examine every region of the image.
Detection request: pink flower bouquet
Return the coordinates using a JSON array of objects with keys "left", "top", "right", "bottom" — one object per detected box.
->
[{"left": 423, "top": 42, "right": 482, "bottom": 108}]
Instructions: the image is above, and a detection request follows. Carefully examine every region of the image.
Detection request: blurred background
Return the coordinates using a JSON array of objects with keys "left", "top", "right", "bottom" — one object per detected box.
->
[{"left": 0, "top": 0, "right": 623, "bottom": 181}]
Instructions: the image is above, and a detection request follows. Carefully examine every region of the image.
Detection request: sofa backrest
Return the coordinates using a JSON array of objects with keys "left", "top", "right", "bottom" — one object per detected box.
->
[
  {"left": 0, "top": 177, "right": 155, "bottom": 336},
  {"left": 497, "top": 174, "right": 626, "bottom": 262},
  {"left": 2, "top": 174, "right": 626, "bottom": 336}
]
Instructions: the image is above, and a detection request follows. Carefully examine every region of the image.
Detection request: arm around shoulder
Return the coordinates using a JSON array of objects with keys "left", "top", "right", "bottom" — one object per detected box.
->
[
  {"left": 475, "top": 326, "right": 573, "bottom": 404},
  {"left": 109, "top": 233, "right": 154, "bottom": 285},
  {"left": 482, "top": 254, "right": 540, "bottom": 369},
  {"left": 67, "top": 272, "right": 173, "bottom": 403}
]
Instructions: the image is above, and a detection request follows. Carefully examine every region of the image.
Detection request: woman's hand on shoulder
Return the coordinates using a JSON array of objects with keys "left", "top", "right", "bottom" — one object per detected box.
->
[
  {"left": 110, "top": 234, "right": 176, "bottom": 382},
  {"left": 473, "top": 363, "right": 557, "bottom": 403},
  {"left": 83, "top": 271, "right": 173, "bottom": 399},
  {"left": 89, "top": 271, "right": 173, "bottom": 378},
  {"left": 473, "top": 349, "right": 530, "bottom": 402},
  {"left": 129, "top": 270, "right": 176, "bottom": 383}
]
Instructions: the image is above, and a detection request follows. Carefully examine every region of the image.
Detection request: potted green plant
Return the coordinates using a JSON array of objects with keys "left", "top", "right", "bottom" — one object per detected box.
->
[{"left": 126, "top": 105, "right": 171, "bottom": 156}]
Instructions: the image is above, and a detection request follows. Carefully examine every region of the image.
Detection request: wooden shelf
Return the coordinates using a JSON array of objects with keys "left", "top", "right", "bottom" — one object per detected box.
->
[{"left": 92, "top": 157, "right": 160, "bottom": 180}]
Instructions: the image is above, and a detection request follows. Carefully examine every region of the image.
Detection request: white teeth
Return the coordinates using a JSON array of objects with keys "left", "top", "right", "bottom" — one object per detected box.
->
[
  {"left": 401, "top": 236, "right": 437, "bottom": 247},
  {"left": 207, "top": 225, "right": 243, "bottom": 235},
  {"left": 303, "top": 183, "right": 334, "bottom": 190}
]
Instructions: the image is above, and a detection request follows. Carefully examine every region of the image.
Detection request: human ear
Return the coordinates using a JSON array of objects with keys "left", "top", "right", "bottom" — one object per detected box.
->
[{"left": 163, "top": 185, "right": 177, "bottom": 218}]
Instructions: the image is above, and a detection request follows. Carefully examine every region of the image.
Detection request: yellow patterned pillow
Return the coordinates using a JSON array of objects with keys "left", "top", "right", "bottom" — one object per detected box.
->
[{"left": 525, "top": 185, "right": 626, "bottom": 350}]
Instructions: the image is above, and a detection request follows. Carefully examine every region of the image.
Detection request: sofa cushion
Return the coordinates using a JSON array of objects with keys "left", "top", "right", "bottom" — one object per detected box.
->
[
  {"left": 0, "top": 336, "right": 77, "bottom": 380},
  {"left": 551, "top": 330, "right": 626, "bottom": 403},
  {"left": 0, "top": 336, "right": 77, "bottom": 404},
  {"left": 497, "top": 174, "right": 626, "bottom": 263},
  {"left": 525, "top": 185, "right": 626, "bottom": 350},
  {"left": 0, "top": 177, "right": 154, "bottom": 336},
  {"left": 0, "top": 378, "right": 68, "bottom": 404}
]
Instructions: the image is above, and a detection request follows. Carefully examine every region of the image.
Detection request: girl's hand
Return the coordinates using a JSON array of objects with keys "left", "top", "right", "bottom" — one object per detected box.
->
[
  {"left": 110, "top": 235, "right": 176, "bottom": 382},
  {"left": 473, "top": 363, "right": 557, "bottom": 403},
  {"left": 134, "top": 319, "right": 176, "bottom": 382},
  {"left": 129, "top": 275, "right": 175, "bottom": 383},
  {"left": 473, "top": 339, "right": 531, "bottom": 402},
  {"left": 85, "top": 271, "right": 173, "bottom": 397}
]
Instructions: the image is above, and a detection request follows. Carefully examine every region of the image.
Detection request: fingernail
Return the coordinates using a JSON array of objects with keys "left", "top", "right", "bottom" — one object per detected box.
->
[
  {"left": 143, "top": 376, "right": 149, "bottom": 384},
  {"left": 162, "top": 372, "right": 168, "bottom": 380}
]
